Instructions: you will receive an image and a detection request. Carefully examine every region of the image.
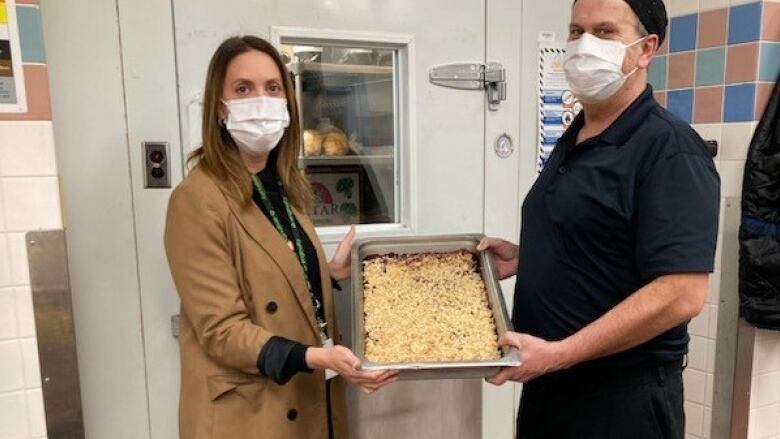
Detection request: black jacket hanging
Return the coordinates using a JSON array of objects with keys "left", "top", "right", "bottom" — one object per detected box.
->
[{"left": 739, "top": 74, "right": 780, "bottom": 330}]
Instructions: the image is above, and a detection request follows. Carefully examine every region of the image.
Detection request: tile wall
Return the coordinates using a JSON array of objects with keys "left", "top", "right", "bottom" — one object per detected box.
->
[
  {"left": 0, "top": 0, "right": 58, "bottom": 438},
  {"left": 655, "top": 1, "right": 779, "bottom": 438}
]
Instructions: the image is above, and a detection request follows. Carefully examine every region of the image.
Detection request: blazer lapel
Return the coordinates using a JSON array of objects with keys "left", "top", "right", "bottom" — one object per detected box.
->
[{"left": 224, "top": 195, "right": 320, "bottom": 340}]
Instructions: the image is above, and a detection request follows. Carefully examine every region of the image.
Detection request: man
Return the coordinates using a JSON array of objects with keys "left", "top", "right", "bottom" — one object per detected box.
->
[{"left": 481, "top": 0, "right": 720, "bottom": 437}]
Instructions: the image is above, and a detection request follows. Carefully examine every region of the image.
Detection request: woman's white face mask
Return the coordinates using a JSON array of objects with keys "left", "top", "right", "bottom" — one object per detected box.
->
[
  {"left": 563, "top": 33, "right": 645, "bottom": 104},
  {"left": 222, "top": 96, "right": 290, "bottom": 156}
]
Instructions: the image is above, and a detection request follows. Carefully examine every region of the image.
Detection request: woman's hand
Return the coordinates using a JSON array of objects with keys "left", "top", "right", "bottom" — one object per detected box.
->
[
  {"left": 329, "top": 225, "right": 356, "bottom": 281},
  {"left": 305, "top": 345, "right": 398, "bottom": 393},
  {"left": 477, "top": 237, "right": 519, "bottom": 280}
]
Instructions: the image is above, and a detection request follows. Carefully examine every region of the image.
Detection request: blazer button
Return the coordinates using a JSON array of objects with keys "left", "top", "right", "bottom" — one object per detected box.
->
[
  {"left": 266, "top": 301, "right": 278, "bottom": 314},
  {"left": 287, "top": 409, "right": 298, "bottom": 421}
]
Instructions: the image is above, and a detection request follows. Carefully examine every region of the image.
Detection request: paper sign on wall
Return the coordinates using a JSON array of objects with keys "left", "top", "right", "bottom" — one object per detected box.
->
[
  {"left": 537, "top": 43, "right": 580, "bottom": 173},
  {"left": 0, "top": 0, "right": 27, "bottom": 112}
]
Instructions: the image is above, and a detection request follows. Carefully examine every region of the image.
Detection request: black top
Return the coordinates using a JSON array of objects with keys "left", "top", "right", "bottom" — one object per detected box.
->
[
  {"left": 253, "top": 158, "right": 321, "bottom": 385},
  {"left": 513, "top": 86, "right": 720, "bottom": 371}
]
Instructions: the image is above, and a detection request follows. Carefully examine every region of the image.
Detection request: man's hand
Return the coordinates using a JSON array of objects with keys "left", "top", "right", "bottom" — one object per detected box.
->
[
  {"left": 486, "top": 332, "right": 572, "bottom": 385},
  {"left": 477, "top": 237, "right": 519, "bottom": 280}
]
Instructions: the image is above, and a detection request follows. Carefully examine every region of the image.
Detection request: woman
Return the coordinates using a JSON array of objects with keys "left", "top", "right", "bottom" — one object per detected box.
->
[{"left": 164, "top": 35, "right": 397, "bottom": 439}]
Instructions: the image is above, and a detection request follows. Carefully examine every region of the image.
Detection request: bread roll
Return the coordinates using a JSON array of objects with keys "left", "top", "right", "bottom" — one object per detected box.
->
[
  {"left": 303, "top": 129, "right": 323, "bottom": 156},
  {"left": 322, "top": 130, "right": 350, "bottom": 156}
]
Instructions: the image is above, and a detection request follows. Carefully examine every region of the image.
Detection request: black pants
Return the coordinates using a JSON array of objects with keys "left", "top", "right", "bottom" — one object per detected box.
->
[{"left": 516, "top": 361, "right": 685, "bottom": 439}]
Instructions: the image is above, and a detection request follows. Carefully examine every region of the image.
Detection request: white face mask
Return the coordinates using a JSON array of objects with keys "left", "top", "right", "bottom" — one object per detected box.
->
[
  {"left": 563, "top": 33, "right": 644, "bottom": 104},
  {"left": 222, "top": 96, "right": 290, "bottom": 156}
]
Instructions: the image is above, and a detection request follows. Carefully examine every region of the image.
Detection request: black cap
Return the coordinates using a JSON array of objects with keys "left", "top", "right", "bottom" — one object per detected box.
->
[{"left": 574, "top": 0, "right": 669, "bottom": 45}]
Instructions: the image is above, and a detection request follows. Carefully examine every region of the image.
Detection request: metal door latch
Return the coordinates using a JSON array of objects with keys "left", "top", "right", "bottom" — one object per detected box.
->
[
  {"left": 171, "top": 314, "right": 180, "bottom": 338},
  {"left": 429, "top": 62, "right": 506, "bottom": 111}
]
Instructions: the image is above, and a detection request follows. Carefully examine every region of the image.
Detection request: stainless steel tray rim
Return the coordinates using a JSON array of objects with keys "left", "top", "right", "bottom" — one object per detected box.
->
[{"left": 351, "top": 233, "right": 518, "bottom": 379}]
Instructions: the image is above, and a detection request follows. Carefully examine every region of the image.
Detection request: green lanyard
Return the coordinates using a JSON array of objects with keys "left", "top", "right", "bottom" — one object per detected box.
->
[{"left": 251, "top": 174, "right": 328, "bottom": 341}]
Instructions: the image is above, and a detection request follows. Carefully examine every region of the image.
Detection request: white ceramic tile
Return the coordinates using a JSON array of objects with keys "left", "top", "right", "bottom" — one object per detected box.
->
[
  {"left": 690, "top": 307, "right": 710, "bottom": 337},
  {"left": 0, "top": 287, "right": 17, "bottom": 340},
  {"left": 0, "top": 340, "right": 25, "bottom": 392},
  {"left": 705, "top": 373, "right": 714, "bottom": 407},
  {"left": 719, "top": 160, "right": 746, "bottom": 198},
  {"left": 689, "top": 335, "right": 710, "bottom": 371},
  {"left": 0, "top": 233, "right": 12, "bottom": 287},
  {"left": 751, "top": 372, "right": 780, "bottom": 408},
  {"left": 1, "top": 177, "right": 62, "bottom": 231},
  {"left": 0, "top": 121, "right": 58, "bottom": 177},
  {"left": 704, "top": 407, "right": 713, "bottom": 436},
  {"left": 20, "top": 337, "right": 41, "bottom": 388},
  {"left": 748, "top": 404, "right": 779, "bottom": 439},
  {"left": 685, "top": 368, "right": 708, "bottom": 404},
  {"left": 15, "top": 287, "right": 35, "bottom": 338},
  {"left": 708, "top": 304, "right": 719, "bottom": 339},
  {"left": 721, "top": 122, "right": 756, "bottom": 161},
  {"left": 26, "top": 388, "right": 47, "bottom": 437},
  {"left": 708, "top": 270, "right": 722, "bottom": 305},
  {"left": 694, "top": 124, "right": 724, "bottom": 152},
  {"left": 755, "top": 328, "right": 780, "bottom": 350},
  {"left": 686, "top": 401, "right": 706, "bottom": 436},
  {"left": 0, "top": 391, "right": 29, "bottom": 437},
  {"left": 700, "top": 0, "right": 729, "bottom": 10},
  {"left": 753, "top": 329, "right": 780, "bottom": 374},
  {"left": 671, "top": 0, "right": 700, "bottom": 16},
  {"left": 8, "top": 232, "right": 30, "bottom": 286},
  {"left": 707, "top": 338, "right": 717, "bottom": 374}
]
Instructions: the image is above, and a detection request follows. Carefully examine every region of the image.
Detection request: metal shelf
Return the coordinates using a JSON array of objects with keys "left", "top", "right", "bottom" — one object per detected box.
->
[
  {"left": 299, "top": 153, "right": 394, "bottom": 167},
  {"left": 289, "top": 61, "right": 393, "bottom": 76}
]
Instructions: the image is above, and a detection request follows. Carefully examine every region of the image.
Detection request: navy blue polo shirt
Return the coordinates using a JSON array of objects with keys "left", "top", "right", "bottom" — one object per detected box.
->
[{"left": 513, "top": 86, "right": 720, "bottom": 370}]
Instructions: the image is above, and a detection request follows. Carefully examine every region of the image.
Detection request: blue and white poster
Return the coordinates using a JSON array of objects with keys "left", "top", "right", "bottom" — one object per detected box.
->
[
  {"left": 537, "top": 43, "right": 580, "bottom": 173},
  {"left": 0, "top": 0, "right": 26, "bottom": 112}
]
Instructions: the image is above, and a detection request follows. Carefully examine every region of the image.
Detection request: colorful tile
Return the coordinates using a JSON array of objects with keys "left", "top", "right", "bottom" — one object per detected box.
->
[
  {"left": 700, "top": 0, "right": 728, "bottom": 11},
  {"left": 694, "top": 87, "right": 724, "bottom": 123},
  {"left": 668, "top": 89, "right": 695, "bottom": 122},
  {"left": 669, "top": 52, "right": 696, "bottom": 88},
  {"left": 671, "top": 14, "right": 698, "bottom": 52},
  {"left": 763, "top": 2, "right": 780, "bottom": 42},
  {"left": 726, "top": 43, "right": 759, "bottom": 84},
  {"left": 671, "top": 0, "right": 700, "bottom": 16},
  {"left": 649, "top": 55, "right": 668, "bottom": 90},
  {"left": 657, "top": 37, "right": 669, "bottom": 56},
  {"left": 696, "top": 47, "right": 726, "bottom": 86},
  {"left": 724, "top": 83, "right": 756, "bottom": 122},
  {"left": 16, "top": 6, "right": 45, "bottom": 64},
  {"left": 728, "top": 2, "right": 762, "bottom": 44},
  {"left": 699, "top": 8, "right": 728, "bottom": 48},
  {"left": 654, "top": 90, "right": 668, "bottom": 108},
  {"left": 759, "top": 43, "right": 780, "bottom": 82},
  {"left": 0, "top": 65, "right": 51, "bottom": 121},
  {"left": 755, "top": 82, "right": 774, "bottom": 120}
]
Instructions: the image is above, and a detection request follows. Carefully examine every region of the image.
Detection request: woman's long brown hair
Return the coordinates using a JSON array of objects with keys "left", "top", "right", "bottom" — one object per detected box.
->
[{"left": 189, "top": 35, "right": 311, "bottom": 211}]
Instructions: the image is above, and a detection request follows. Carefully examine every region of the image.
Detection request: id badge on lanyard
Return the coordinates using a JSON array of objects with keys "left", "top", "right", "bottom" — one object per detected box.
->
[{"left": 322, "top": 337, "right": 337, "bottom": 380}]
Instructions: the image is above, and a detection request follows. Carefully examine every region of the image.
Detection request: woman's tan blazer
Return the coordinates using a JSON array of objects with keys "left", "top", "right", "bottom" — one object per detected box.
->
[{"left": 164, "top": 166, "right": 349, "bottom": 439}]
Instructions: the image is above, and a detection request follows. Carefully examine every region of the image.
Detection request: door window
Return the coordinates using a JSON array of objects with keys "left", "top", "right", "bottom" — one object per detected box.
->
[{"left": 281, "top": 42, "right": 399, "bottom": 227}]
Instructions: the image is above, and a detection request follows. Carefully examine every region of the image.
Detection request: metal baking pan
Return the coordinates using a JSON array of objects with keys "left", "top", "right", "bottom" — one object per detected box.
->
[{"left": 351, "top": 234, "right": 521, "bottom": 380}]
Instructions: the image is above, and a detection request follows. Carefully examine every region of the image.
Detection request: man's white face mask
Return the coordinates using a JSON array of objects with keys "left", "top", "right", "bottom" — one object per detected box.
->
[
  {"left": 563, "top": 33, "right": 645, "bottom": 104},
  {"left": 222, "top": 96, "right": 290, "bottom": 156}
]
